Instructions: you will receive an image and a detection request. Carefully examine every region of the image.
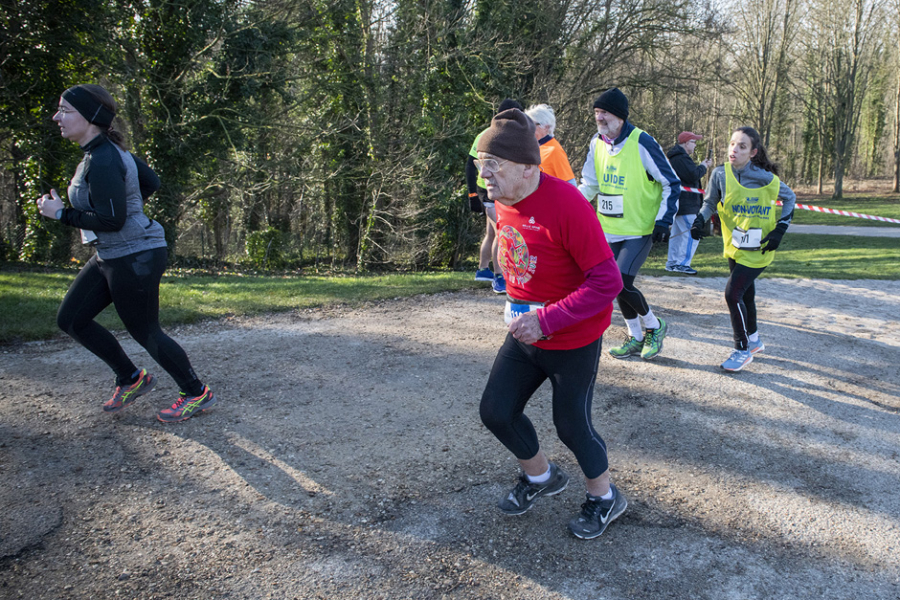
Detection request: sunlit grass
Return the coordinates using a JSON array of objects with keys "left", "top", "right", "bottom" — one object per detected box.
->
[
  {"left": 3, "top": 217, "right": 899, "bottom": 344},
  {"left": 0, "top": 268, "right": 481, "bottom": 344},
  {"left": 642, "top": 234, "right": 900, "bottom": 280}
]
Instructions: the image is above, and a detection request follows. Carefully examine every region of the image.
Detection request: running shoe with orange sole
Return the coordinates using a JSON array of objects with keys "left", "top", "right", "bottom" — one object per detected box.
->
[
  {"left": 103, "top": 369, "right": 156, "bottom": 412},
  {"left": 157, "top": 386, "right": 217, "bottom": 423}
]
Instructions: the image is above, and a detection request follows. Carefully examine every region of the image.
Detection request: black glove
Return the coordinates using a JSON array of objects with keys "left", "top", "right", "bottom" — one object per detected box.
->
[
  {"left": 761, "top": 223, "right": 788, "bottom": 253},
  {"left": 690, "top": 215, "right": 707, "bottom": 240},
  {"left": 468, "top": 193, "right": 484, "bottom": 214},
  {"left": 651, "top": 222, "right": 670, "bottom": 243}
]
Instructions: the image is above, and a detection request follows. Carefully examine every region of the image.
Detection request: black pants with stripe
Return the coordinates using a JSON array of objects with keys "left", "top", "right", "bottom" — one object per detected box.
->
[{"left": 480, "top": 335, "right": 609, "bottom": 479}]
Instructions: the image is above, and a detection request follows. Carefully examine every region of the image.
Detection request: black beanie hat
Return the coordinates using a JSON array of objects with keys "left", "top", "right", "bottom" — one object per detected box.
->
[
  {"left": 61, "top": 85, "right": 115, "bottom": 128},
  {"left": 476, "top": 108, "right": 541, "bottom": 165},
  {"left": 593, "top": 87, "right": 629, "bottom": 121},
  {"left": 497, "top": 98, "right": 523, "bottom": 113}
]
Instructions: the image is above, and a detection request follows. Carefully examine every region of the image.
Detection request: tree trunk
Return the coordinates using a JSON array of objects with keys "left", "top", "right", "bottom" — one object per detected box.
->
[{"left": 893, "top": 46, "right": 900, "bottom": 193}]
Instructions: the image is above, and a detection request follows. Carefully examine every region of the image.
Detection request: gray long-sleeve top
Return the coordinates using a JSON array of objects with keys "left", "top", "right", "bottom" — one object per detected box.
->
[{"left": 698, "top": 162, "right": 796, "bottom": 229}]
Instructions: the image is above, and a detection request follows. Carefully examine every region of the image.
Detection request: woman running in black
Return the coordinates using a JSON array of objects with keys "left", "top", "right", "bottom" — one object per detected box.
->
[
  {"left": 37, "top": 84, "right": 216, "bottom": 422},
  {"left": 690, "top": 126, "right": 796, "bottom": 372}
]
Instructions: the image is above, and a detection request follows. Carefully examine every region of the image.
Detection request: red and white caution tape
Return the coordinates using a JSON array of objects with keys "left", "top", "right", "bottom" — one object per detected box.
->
[
  {"left": 775, "top": 201, "right": 900, "bottom": 225},
  {"left": 680, "top": 186, "right": 899, "bottom": 224}
]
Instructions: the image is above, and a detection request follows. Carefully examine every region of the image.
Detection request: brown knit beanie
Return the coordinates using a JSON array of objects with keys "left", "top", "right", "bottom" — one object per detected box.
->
[{"left": 476, "top": 109, "right": 541, "bottom": 165}]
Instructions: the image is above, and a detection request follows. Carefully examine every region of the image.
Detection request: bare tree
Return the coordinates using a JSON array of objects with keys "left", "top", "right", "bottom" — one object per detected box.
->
[
  {"left": 806, "top": 0, "right": 886, "bottom": 199},
  {"left": 729, "top": 0, "right": 802, "bottom": 147},
  {"left": 892, "top": 0, "right": 900, "bottom": 192}
]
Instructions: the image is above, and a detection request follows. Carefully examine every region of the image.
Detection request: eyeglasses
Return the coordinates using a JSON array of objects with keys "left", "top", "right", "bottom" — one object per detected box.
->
[{"left": 474, "top": 158, "right": 509, "bottom": 173}]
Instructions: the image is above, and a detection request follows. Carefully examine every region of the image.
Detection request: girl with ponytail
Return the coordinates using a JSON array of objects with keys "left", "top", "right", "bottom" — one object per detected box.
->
[{"left": 689, "top": 126, "right": 797, "bottom": 372}]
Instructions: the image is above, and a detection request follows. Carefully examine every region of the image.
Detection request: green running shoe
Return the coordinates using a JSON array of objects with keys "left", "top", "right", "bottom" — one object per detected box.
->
[
  {"left": 641, "top": 318, "right": 668, "bottom": 360},
  {"left": 609, "top": 336, "right": 644, "bottom": 359}
]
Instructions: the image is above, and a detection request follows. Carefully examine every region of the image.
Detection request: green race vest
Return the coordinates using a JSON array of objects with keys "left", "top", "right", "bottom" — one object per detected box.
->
[
  {"left": 469, "top": 129, "right": 488, "bottom": 189},
  {"left": 592, "top": 127, "right": 662, "bottom": 236},
  {"left": 720, "top": 163, "right": 780, "bottom": 268}
]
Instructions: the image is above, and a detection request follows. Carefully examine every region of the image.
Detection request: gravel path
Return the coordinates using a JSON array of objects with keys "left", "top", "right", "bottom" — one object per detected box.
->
[{"left": 2, "top": 276, "right": 899, "bottom": 599}]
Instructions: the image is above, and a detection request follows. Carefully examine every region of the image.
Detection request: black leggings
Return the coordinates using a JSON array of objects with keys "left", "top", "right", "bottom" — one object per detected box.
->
[
  {"left": 608, "top": 236, "right": 652, "bottom": 320},
  {"left": 480, "top": 335, "right": 608, "bottom": 479},
  {"left": 725, "top": 258, "right": 766, "bottom": 350},
  {"left": 57, "top": 248, "right": 201, "bottom": 393}
]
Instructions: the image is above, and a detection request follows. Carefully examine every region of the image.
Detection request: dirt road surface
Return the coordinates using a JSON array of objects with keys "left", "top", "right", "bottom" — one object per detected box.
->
[{"left": 2, "top": 276, "right": 899, "bottom": 599}]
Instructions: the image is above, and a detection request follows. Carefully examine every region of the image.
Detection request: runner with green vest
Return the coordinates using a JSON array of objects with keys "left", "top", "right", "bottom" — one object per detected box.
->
[
  {"left": 466, "top": 99, "right": 523, "bottom": 294},
  {"left": 690, "top": 126, "right": 796, "bottom": 372},
  {"left": 579, "top": 88, "right": 682, "bottom": 360}
]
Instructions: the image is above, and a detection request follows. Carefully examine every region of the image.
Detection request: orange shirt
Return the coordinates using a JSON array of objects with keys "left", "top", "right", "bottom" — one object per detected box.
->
[{"left": 538, "top": 136, "right": 575, "bottom": 182}]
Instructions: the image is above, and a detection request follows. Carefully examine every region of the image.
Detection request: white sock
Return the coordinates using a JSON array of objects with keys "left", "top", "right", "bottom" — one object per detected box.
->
[
  {"left": 526, "top": 467, "right": 552, "bottom": 484},
  {"left": 749, "top": 332, "right": 759, "bottom": 342},
  {"left": 625, "top": 318, "right": 644, "bottom": 341},
  {"left": 640, "top": 310, "right": 660, "bottom": 330},
  {"left": 589, "top": 488, "right": 615, "bottom": 501}
]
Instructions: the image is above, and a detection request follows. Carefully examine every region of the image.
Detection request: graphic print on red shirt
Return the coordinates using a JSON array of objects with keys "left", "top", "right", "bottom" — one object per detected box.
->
[{"left": 496, "top": 174, "right": 615, "bottom": 350}]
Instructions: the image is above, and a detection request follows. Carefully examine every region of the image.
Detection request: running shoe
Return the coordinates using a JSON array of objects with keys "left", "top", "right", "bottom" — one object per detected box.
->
[
  {"left": 678, "top": 265, "right": 698, "bottom": 275},
  {"left": 157, "top": 385, "right": 217, "bottom": 423},
  {"left": 103, "top": 369, "right": 156, "bottom": 413},
  {"left": 475, "top": 268, "right": 494, "bottom": 282},
  {"left": 748, "top": 338, "right": 765, "bottom": 354},
  {"left": 497, "top": 463, "right": 569, "bottom": 515},
  {"left": 721, "top": 349, "right": 753, "bottom": 372},
  {"left": 567, "top": 483, "right": 628, "bottom": 539},
  {"left": 664, "top": 265, "right": 678, "bottom": 272},
  {"left": 492, "top": 274, "right": 507, "bottom": 294},
  {"left": 609, "top": 336, "right": 644, "bottom": 359},
  {"left": 641, "top": 318, "right": 668, "bottom": 360}
]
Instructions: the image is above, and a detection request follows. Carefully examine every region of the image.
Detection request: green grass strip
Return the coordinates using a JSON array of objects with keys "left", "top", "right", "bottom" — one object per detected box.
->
[{"left": 0, "top": 269, "right": 482, "bottom": 344}]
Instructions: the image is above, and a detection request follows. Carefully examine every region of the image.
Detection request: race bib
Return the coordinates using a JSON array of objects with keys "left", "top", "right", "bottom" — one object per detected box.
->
[
  {"left": 504, "top": 299, "right": 543, "bottom": 325},
  {"left": 80, "top": 229, "right": 98, "bottom": 245},
  {"left": 731, "top": 227, "right": 762, "bottom": 250},
  {"left": 598, "top": 195, "right": 624, "bottom": 218}
]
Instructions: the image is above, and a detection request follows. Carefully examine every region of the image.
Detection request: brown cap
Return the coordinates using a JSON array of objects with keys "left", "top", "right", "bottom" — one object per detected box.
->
[
  {"left": 678, "top": 131, "right": 703, "bottom": 144},
  {"left": 476, "top": 109, "right": 541, "bottom": 165}
]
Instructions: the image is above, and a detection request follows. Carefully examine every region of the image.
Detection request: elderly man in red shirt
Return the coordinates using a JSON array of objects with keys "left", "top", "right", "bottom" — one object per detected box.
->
[{"left": 476, "top": 108, "right": 627, "bottom": 539}]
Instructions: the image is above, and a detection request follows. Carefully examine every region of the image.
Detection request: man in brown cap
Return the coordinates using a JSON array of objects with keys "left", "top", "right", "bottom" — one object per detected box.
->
[{"left": 476, "top": 108, "right": 628, "bottom": 539}]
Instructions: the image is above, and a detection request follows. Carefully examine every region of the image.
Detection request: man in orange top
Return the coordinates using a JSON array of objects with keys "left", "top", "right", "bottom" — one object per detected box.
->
[{"left": 525, "top": 104, "right": 576, "bottom": 185}]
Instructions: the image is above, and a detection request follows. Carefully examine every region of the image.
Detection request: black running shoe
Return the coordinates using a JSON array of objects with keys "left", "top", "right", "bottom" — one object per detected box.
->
[
  {"left": 497, "top": 462, "right": 569, "bottom": 515},
  {"left": 567, "top": 483, "right": 627, "bottom": 539}
]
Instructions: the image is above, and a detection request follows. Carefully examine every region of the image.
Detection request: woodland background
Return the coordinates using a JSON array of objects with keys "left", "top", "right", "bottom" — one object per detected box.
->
[{"left": 1, "top": 0, "right": 899, "bottom": 271}]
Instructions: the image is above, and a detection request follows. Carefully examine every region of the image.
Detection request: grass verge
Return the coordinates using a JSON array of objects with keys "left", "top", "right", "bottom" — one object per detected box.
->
[
  {"left": 3, "top": 214, "right": 899, "bottom": 344},
  {"left": 643, "top": 234, "right": 900, "bottom": 279},
  {"left": 0, "top": 268, "right": 482, "bottom": 344}
]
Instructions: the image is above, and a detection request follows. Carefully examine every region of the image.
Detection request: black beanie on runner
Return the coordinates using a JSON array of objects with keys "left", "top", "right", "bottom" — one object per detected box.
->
[
  {"left": 593, "top": 88, "right": 629, "bottom": 121},
  {"left": 497, "top": 98, "right": 523, "bottom": 114}
]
